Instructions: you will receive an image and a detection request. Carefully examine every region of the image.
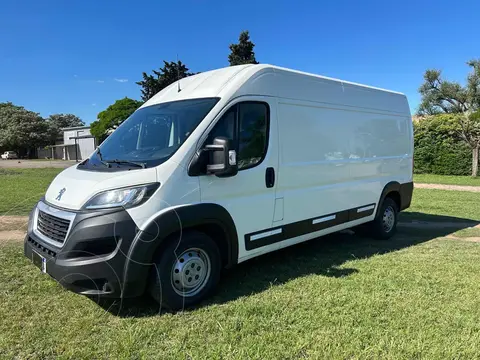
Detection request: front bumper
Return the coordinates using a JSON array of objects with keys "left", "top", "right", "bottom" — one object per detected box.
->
[{"left": 24, "top": 201, "right": 150, "bottom": 298}]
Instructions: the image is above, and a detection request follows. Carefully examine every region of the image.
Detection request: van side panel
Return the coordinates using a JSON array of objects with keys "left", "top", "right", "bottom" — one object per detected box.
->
[
  {"left": 269, "top": 69, "right": 407, "bottom": 114},
  {"left": 276, "top": 99, "right": 411, "bottom": 227},
  {"left": 276, "top": 101, "right": 351, "bottom": 224}
]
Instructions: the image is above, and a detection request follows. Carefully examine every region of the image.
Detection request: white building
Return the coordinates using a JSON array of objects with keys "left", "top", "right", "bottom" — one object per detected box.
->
[{"left": 38, "top": 126, "right": 96, "bottom": 161}]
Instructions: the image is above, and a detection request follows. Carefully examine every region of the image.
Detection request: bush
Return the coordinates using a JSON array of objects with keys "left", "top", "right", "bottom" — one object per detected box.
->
[{"left": 414, "top": 114, "right": 472, "bottom": 176}]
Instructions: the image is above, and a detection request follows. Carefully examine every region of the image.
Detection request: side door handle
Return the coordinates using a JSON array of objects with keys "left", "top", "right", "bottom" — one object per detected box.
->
[{"left": 265, "top": 167, "right": 275, "bottom": 188}]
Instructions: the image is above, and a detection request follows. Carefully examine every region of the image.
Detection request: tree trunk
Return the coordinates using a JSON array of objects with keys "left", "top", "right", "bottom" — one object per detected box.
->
[{"left": 473, "top": 146, "right": 479, "bottom": 177}]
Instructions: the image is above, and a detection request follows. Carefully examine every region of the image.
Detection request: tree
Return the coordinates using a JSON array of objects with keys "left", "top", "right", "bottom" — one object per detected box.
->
[
  {"left": 228, "top": 31, "right": 258, "bottom": 66},
  {"left": 0, "top": 102, "right": 51, "bottom": 157},
  {"left": 418, "top": 60, "right": 480, "bottom": 176},
  {"left": 136, "top": 60, "right": 193, "bottom": 101},
  {"left": 90, "top": 98, "right": 143, "bottom": 140},
  {"left": 418, "top": 60, "right": 480, "bottom": 115},
  {"left": 46, "top": 114, "right": 85, "bottom": 143},
  {"left": 47, "top": 113, "right": 84, "bottom": 129},
  {"left": 458, "top": 111, "right": 480, "bottom": 177}
]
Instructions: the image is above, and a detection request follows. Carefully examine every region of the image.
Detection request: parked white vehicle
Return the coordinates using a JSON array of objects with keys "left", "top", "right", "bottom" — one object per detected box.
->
[
  {"left": 1, "top": 151, "right": 18, "bottom": 159},
  {"left": 25, "top": 64, "right": 413, "bottom": 309}
]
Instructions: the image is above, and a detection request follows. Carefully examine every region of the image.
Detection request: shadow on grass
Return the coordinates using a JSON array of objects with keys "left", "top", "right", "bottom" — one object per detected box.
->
[
  {"left": 96, "top": 212, "right": 478, "bottom": 317},
  {"left": 400, "top": 212, "right": 479, "bottom": 225}
]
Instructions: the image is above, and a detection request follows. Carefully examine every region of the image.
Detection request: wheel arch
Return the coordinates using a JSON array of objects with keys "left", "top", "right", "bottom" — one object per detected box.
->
[
  {"left": 122, "top": 203, "right": 239, "bottom": 297},
  {"left": 376, "top": 181, "right": 401, "bottom": 218},
  {"left": 377, "top": 181, "right": 414, "bottom": 216}
]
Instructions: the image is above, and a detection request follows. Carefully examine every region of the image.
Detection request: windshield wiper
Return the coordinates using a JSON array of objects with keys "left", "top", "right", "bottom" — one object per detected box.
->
[
  {"left": 95, "top": 147, "right": 111, "bottom": 168},
  {"left": 104, "top": 159, "right": 147, "bottom": 169}
]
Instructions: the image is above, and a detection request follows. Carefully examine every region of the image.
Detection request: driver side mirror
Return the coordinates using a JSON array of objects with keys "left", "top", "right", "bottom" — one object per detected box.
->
[{"left": 205, "top": 137, "right": 238, "bottom": 177}]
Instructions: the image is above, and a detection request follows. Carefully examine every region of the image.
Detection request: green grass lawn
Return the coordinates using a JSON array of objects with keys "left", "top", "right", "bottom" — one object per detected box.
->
[
  {"left": 0, "top": 168, "right": 62, "bottom": 216},
  {"left": 414, "top": 173, "right": 480, "bottom": 186},
  {"left": 2, "top": 234, "right": 480, "bottom": 359},
  {"left": 406, "top": 188, "right": 480, "bottom": 221},
  {"left": 1, "top": 172, "right": 480, "bottom": 358}
]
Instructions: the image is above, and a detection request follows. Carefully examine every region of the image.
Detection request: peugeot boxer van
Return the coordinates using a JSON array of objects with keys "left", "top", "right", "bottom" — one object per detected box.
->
[{"left": 24, "top": 64, "right": 413, "bottom": 309}]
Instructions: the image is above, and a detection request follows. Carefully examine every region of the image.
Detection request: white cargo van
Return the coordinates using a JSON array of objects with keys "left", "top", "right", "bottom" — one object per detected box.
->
[{"left": 24, "top": 64, "right": 413, "bottom": 309}]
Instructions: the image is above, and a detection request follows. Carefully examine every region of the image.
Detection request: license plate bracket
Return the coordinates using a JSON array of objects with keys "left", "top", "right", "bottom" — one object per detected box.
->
[{"left": 32, "top": 250, "right": 47, "bottom": 274}]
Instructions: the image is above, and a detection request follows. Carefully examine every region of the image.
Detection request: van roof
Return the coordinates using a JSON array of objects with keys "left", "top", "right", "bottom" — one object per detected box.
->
[
  {"left": 268, "top": 64, "right": 404, "bottom": 95},
  {"left": 142, "top": 64, "right": 407, "bottom": 113},
  {"left": 142, "top": 65, "right": 254, "bottom": 107}
]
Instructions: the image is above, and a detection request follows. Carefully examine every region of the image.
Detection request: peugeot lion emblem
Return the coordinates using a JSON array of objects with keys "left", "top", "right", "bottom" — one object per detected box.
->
[{"left": 56, "top": 188, "right": 66, "bottom": 201}]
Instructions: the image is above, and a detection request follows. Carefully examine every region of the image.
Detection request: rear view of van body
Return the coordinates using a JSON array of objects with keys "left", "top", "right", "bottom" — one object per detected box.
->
[{"left": 24, "top": 64, "right": 413, "bottom": 309}]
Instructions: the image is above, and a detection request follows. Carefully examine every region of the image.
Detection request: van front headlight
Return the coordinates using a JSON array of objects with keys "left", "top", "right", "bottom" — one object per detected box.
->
[{"left": 83, "top": 183, "right": 160, "bottom": 210}]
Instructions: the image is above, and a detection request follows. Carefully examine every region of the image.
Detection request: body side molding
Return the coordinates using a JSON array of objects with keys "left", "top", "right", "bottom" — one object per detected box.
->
[{"left": 244, "top": 203, "right": 375, "bottom": 251}]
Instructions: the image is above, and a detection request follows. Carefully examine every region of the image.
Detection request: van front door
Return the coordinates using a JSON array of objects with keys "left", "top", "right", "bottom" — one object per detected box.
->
[{"left": 198, "top": 98, "right": 278, "bottom": 260}]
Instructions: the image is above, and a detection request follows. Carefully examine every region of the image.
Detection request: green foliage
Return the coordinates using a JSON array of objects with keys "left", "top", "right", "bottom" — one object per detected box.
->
[
  {"left": 45, "top": 114, "right": 85, "bottom": 143},
  {"left": 458, "top": 110, "right": 480, "bottom": 148},
  {"left": 417, "top": 60, "right": 480, "bottom": 175},
  {"left": 466, "top": 59, "right": 480, "bottom": 108},
  {"left": 136, "top": 60, "right": 193, "bottom": 101},
  {"left": 90, "top": 98, "right": 143, "bottom": 140},
  {"left": 0, "top": 102, "right": 51, "bottom": 157},
  {"left": 228, "top": 31, "right": 258, "bottom": 66},
  {"left": 46, "top": 114, "right": 84, "bottom": 130},
  {"left": 414, "top": 114, "right": 472, "bottom": 175},
  {"left": 418, "top": 60, "right": 480, "bottom": 115}
]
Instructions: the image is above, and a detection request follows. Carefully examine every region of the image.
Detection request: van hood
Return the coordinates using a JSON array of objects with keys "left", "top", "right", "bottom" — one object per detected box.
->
[{"left": 45, "top": 165, "right": 158, "bottom": 210}]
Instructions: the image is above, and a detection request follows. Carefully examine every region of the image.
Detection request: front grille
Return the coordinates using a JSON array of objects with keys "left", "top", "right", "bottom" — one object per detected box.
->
[{"left": 37, "top": 210, "right": 71, "bottom": 244}]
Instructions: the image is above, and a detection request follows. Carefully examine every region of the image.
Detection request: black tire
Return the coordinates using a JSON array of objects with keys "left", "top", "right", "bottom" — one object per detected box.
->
[
  {"left": 149, "top": 230, "right": 221, "bottom": 310},
  {"left": 365, "top": 197, "right": 399, "bottom": 240}
]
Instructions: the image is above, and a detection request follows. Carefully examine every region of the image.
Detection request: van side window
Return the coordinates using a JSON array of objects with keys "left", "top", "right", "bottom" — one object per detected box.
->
[
  {"left": 238, "top": 103, "right": 268, "bottom": 170},
  {"left": 204, "top": 101, "right": 269, "bottom": 171},
  {"left": 206, "top": 108, "right": 236, "bottom": 144}
]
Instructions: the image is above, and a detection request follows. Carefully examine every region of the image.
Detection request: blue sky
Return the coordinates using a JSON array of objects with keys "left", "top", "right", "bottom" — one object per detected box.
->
[{"left": 1, "top": 0, "right": 479, "bottom": 124}]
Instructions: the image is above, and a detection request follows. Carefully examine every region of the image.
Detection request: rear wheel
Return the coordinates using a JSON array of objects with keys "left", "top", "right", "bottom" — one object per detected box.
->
[
  {"left": 149, "top": 231, "right": 221, "bottom": 310},
  {"left": 360, "top": 197, "right": 399, "bottom": 240}
]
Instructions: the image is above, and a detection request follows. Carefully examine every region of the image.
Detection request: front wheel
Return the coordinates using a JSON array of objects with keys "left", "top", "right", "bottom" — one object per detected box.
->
[{"left": 149, "top": 231, "right": 221, "bottom": 310}]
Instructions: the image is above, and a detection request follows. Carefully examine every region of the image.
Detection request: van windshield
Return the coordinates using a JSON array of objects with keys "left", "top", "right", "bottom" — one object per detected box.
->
[{"left": 83, "top": 98, "right": 219, "bottom": 169}]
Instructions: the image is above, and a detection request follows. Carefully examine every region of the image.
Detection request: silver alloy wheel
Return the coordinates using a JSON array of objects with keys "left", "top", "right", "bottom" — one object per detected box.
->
[
  {"left": 171, "top": 248, "right": 211, "bottom": 297},
  {"left": 382, "top": 206, "right": 395, "bottom": 233}
]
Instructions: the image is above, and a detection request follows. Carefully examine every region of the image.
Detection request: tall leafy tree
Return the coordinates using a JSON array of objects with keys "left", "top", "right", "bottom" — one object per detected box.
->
[
  {"left": 136, "top": 60, "right": 192, "bottom": 101},
  {"left": 0, "top": 102, "right": 50, "bottom": 157},
  {"left": 466, "top": 60, "right": 480, "bottom": 111},
  {"left": 228, "top": 31, "right": 258, "bottom": 66},
  {"left": 46, "top": 114, "right": 85, "bottom": 142},
  {"left": 418, "top": 60, "right": 480, "bottom": 115},
  {"left": 47, "top": 114, "right": 84, "bottom": 129},
  {"left": 458, "top": 111, "right": 480, "bottom": 177},
  {"left": 418, "top": 60, "right": 480, "bottom": 176},
  {"left": 90, "top": 98, "right": 143, "bottom": 140}
]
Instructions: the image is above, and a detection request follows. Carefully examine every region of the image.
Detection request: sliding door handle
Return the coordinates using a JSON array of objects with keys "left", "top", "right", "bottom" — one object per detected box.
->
[{"left": 265, "top": 167, "right": 275, "bottom": 188}]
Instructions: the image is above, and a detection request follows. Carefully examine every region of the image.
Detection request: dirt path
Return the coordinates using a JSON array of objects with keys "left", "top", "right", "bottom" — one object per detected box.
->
[
  {"left": 0, "top": 159, "right": 75, "bottom": 169},
  {"left": 0, "top": 230, "right": 26, "bottom": 243},
  {"left": 446, "top": 234, "right": 480, "bottom": 243},
  {"left": 415, "top": 183, "right": 480, "bottom": 192},
  {"left": 0, "top": 215, "right": 28, "bottom": 231},
  {"left": 0, "top": 216, "right": 28, "bottom": 244}
]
